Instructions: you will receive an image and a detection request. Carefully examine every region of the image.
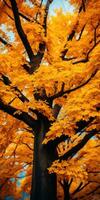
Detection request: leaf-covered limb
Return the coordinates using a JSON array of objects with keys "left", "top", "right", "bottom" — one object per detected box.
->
[
  {"left": 76, "top": 117, "right": 95, "bottom": 134},
  {"left": 0, "top": 74, "right": 29, "bottom": 103},
  {"left": 78, "top": 0, "right": 87, "bottom": 13},
  {"left": 13, "top": 141, "right": 33, "bottom": 151},
  {"left": 59, "top": 129, "right": 98, "bottom": 161},
  {"left": 76, "top": 24, "right": 86, "bottom": 41},
  {"left": 73, "top": 26, "right": 100, "bottom": 64},
  {"left": 67, "top": 29, "right": 76, "bottom": 41},
  {"left": 46, "top": 134, "right": 69, "bottom": 149},
  {"left": 49, "top": 68, "right": 98, "bottom": 100},
  {"left": 3, "top": 0, "right": 38, "bottom": 22},
  {"left": 12, "top": 86, "right": 29, "bottom": 103},
  {"left": 25, "top": 0, "right": 53, "bottom": 74},
  {"left": 21, "top": 142, "right": 33, "bottom": 151},
  {"left": 9, "top": 0, "right": 34, "bottom": 64},
  {"left": 0, "top": 99, "right": 37, "bottom": 130},
  {"left": 8, "top": 0, "right": 47, "bottom": 74},
  {"left": 33, "top": 68, "right": 98, "bottom": 109}
]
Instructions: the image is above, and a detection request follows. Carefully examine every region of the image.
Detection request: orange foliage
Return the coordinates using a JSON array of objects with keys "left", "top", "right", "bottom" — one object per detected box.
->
[{"left": 0, "top": 0, "right": 100, "bottom": 199}]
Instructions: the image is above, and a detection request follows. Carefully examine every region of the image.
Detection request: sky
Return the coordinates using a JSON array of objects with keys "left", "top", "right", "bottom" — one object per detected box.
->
[
  {"left": 48, "top": 0, "right": 74, "bottom": 15},
  {"left": 26, "top": 0, "right": 74, "bottom": 15},
  {"left": 0, "top": 0, "right": 74, "bottom": 44}
]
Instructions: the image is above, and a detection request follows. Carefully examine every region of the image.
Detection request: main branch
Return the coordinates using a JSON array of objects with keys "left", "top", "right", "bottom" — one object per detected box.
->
[
  {"left": 0, "top": 99, "right": 37, "bottom": 130},
  {"left": 9, "top": 0, "right": 34, "bottom": 63},
  {"left": 59, "top": 129, "right": 98, "bottom": 161}
]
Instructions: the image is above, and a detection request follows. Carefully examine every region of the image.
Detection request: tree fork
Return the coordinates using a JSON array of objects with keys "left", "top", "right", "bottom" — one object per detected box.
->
[{"left": 63, "top": 180, "right": 70, "bottom": 200}]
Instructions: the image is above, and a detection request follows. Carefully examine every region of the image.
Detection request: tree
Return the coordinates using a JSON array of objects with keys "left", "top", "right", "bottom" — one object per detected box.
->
[{"left": 0, "top": 0, "right": 100, "bottom": 200}]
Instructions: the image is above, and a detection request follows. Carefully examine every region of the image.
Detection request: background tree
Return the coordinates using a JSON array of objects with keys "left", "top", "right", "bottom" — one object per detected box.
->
[{"left": 0, "top": 0, "right": 100, "bottom": 200}]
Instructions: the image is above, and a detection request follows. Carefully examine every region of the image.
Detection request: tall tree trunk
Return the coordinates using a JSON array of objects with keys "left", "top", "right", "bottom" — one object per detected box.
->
[{"left": 30, "top": 116, "right": 57, "bottom": 200}]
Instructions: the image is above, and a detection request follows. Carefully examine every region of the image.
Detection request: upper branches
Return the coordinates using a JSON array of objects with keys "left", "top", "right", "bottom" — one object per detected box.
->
[
  {"left": 34, "top": 67, "right": 98, "bottom": 107},
  {"left": 9, "top": 0, "right": 34, "bottom": 64},
  {"left": 73, "top": 22, "right": 100, "bottom": 64},
  {"left": 61, "top": 0, "right": 100, "bottom": 64},
  {"left": 9, "top": 0, "right": 53, "bottom": 74},
  {"left": 61, "top": 23, "right": 100, "bottom": 64},
  {"left": 79, "top": 0, "right": 87, "bottom": 13}
]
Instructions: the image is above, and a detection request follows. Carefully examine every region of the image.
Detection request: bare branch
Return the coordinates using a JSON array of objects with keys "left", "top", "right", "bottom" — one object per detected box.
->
[
  {"left": 76, "top": 24, "right": 86, "bottom": 41},
  {"left": 72, "top": 182, "right": 83, "bottom": 195},
  {"left": 72, "top": 57, "right": 88, "bottom": 64},
  {"left": 43, "top": 0, "right": 53, "bottom": 36},
  {"left": 0, "top": 36, "right": 11, "bottom": 46},
  {"left": 21, "top": 142, "right": 33, "bottom": 151},
  {"left": 4, "top": 11, "right": 14, "bottom": 20}
]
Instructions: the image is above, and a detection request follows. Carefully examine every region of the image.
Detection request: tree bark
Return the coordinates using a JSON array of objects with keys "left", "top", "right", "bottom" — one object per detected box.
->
[
  {"left": 63, "top": 180, "right": 70, "bottom": 200},
  {"left": 30, "top": 116, "right": 57, "bottom": 200}
]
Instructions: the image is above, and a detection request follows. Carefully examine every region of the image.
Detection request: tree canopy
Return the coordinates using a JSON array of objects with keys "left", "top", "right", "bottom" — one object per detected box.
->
[{"left": 0, "top": 0, "right": 100, "bottom": 200}]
